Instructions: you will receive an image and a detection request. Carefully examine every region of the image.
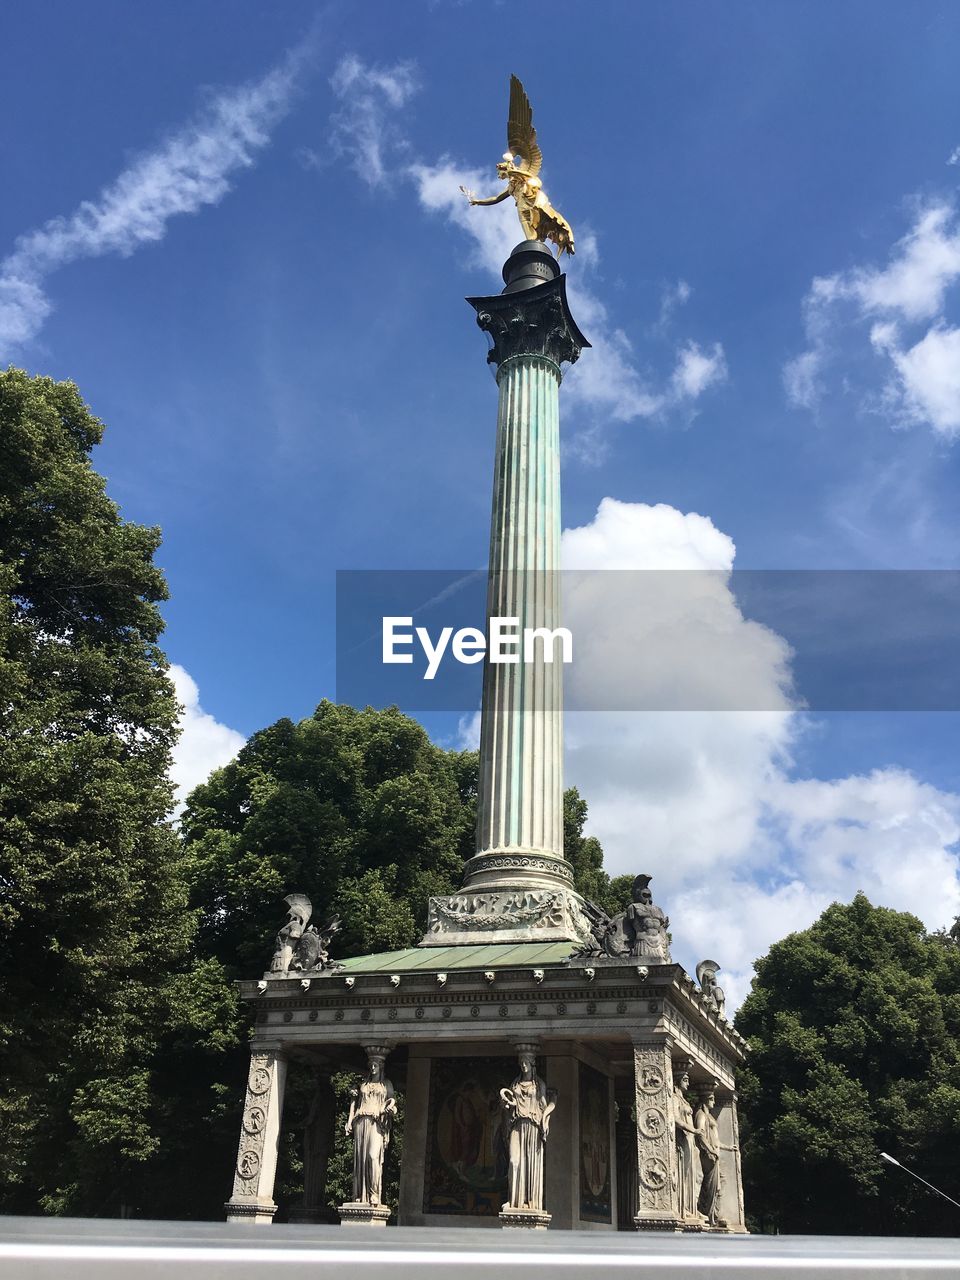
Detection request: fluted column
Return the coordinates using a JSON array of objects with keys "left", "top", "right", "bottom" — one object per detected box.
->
[
  {"left": 460, "top": 242, "right": 588, "bottom": 902},
  {"left": 476, "top": 352, "right": 563, "bottom": 858}
]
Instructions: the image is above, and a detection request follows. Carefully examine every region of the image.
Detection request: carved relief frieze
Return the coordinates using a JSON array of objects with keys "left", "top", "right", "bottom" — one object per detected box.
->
[
  {"left": 462, "top": 853, "right": 574, "bottom": 885},
  {"left": 428, "top": 889, "right": 564, "bottom": 932}
]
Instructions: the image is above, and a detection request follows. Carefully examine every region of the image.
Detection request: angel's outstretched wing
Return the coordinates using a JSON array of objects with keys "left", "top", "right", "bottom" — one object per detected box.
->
[{"left": 507, "top": 74, "right": 542, "bottom": 176}]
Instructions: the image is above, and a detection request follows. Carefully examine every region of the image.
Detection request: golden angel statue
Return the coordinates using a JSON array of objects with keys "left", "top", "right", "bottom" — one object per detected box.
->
[{"left": 460, "top": 74, "right": 575, "bottom": 257}]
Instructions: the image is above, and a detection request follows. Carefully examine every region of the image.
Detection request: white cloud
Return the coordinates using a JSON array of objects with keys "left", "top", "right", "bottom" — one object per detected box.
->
[
  {"left": 874, "top": 322, "right": 960, "bottom": 437},
  {"left": 0, "top": 43, "right": 309, "bottom": 358},
  {"left": 827, "top": 204, "right": 960, "bottom": 323},
  {"left": 560, "top": 498, "right": 960, "bottom": 1010},
  {"left": 671, "top": 340, "right": 727, "bottom": 400},
  {"left": 456, "top": 709, "right": 482, "bottom": 751},
  {"left": 168, "top": 664, "right": 246, "bottom": 812},
  {"left": 785, "top": 201, "right": 960, "bottom": 435},
  {"left": 319, "top": 57, "right": 727, "bottom": 458},
  {"left": 321, "top": 55, "right": 419, "bottom": 187},
  {"left": 949, "top": 146, "right": 960, "bottom": 167}
]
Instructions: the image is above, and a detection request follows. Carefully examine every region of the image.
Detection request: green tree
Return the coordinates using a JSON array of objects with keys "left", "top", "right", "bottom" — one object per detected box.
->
[
  {"left": 736, "top": 893, "right": 960, "bottom": 1235},
  {"left": 0, "top": 368, "right": 213, "bottom": 1214},
  {"left": 180, "top": 701, "right": 477, "bottom": 972}
]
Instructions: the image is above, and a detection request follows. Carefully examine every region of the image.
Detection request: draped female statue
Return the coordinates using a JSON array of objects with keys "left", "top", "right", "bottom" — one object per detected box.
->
[
  {"left": 672, "top": 1065, "right": 701, "bottom": 1221},
  {"left": 695, "top": 1087, "right": 726, "bottom": 1227},
  {"left": 499, "top": 1052, "right": 557, "bottom": 1213},
  {"left": 344, "top": 1049, "right": 397, "bottom": 1207}
]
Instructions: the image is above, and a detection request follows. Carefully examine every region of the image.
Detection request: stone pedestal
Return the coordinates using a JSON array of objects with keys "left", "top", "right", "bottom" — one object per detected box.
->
[
  {"left": 338, "top": 1202, "right": 391, "bottom": 1227},
  {"left": 499, "top": 1207, "right": 552, "bottom": 1229}
]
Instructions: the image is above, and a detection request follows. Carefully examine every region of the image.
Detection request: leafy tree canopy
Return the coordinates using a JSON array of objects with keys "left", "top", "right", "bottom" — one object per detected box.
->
[
  {"left": 0, "top": 368, "right": 210, "bottom": 1214},
  {"left": 180, "top": 701, "right": 478, "bottom": 970},
  {"left": 735, "top": 892, "right": 960, "bottom": 1235}
]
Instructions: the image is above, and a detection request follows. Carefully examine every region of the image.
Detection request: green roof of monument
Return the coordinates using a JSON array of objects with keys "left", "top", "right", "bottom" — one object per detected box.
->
[{"left": 338, "top": 942, "right": 575, "bottom": 974}]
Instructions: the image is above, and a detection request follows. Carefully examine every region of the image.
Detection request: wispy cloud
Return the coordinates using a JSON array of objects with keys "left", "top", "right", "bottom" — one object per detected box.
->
[
  {"left": 301, "top": 54, "right": 419, "bottom": 187},
  {"left": 321, "top": 56, "right": 728, "bottom": 461},
  {"left": 656, "top": 278, "right": 692, "bottom": 331},
  {"left": 0, "top": 42, "right": 313, "bottom": 358},
  {"left": 785, "top": 201, "right": 960, "bottom": 437}
]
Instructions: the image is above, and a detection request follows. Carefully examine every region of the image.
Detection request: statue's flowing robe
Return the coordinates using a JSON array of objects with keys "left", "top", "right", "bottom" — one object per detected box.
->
[
  {"left": 674, "top": 1089, "right": 700, "bottom": 1219},
  {"left": 697, "top": 1107, "right": 721, "bottom": 1223},
  {"left": 504, "top": 1078, "right": 548, "bottom": 1211},
  {"left": 352, "top": 1080, "right": 392, "bottom": 1205}
]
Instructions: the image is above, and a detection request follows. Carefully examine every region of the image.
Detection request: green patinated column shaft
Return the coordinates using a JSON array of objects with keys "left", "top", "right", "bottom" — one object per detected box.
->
[
  {"left": 476, "top": 352, "right": 563, "bottom": 859},
  {"left": 459, "top": 241, "right": 589, "bottom": 906}
]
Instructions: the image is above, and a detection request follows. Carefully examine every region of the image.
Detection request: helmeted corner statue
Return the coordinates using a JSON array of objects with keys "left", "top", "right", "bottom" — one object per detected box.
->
[
  {"left": 695, "top": 1084, "right": 727, "bottom": 1228},
  {"left": 626, "top": 874, "right": 671, "bottom": 961},
  {"left": 696, "top": 959, "right": 726, "bottom": 1019},
  {"left": 460, "top": 74, "right": 576, "bottom": 258},
  {"left": 270, "top": 894, "right": 312, "bottom": 974},
  {"left": 571, "top": 873, "right": 673, "bottom": 961},
  {"left": 268, "top": 893, "right": 343, "bottom": 977},
  {"left": 338, "top": 1045, "right": 397, "bottom": 1226},
  {"left": 498, "top": 1045, "right": 558, "bottom": 1228}
]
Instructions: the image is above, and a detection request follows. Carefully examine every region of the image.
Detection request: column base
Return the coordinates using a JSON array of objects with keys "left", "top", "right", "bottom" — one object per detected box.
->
[
  {"left": 499, "top": 1207, "right": 552, "bottom": 1230},
  {"left": 338, "top": 1201, "right": 391, "bottom": 1227},
  {"left": 633, "top": 1215, "right": 683, "bottom": 1232},
  {"left": 224, "top": 1197, "right": 278, "bottom": 1224}
]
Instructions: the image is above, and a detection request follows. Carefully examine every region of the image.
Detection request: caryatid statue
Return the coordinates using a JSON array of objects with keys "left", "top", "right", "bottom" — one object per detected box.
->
[
  {"left": 499, "top": 1048, "right": 557, "bottom": 1215},
  {"left": 344, "top": 1047, "right": 397, "bottom": 1208},
  {"left": 460, "top": 74, "right": 576, "bottom": 257},
  {"left": 695, "top": 1085, "right": 726, "bottom": 1228},
  {"left": 672, "top": 1062, "right": 702, "bottom": 1222}
]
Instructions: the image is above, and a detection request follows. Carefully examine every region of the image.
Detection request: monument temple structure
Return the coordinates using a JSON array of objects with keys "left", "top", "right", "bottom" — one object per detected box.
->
[{"left": 224, "top": 76, "right": 748, "bottom": 1234}]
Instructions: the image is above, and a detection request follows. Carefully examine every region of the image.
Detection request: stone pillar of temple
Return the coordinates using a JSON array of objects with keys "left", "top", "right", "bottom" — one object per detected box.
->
[
  {"left": 716, "top": 1089, "right": 748, "bottom": 1232},
  {"left": 225, "top": 1043, "right": 288, "bottom": 1224},
  {"left": 631, "top": 1038, "right": 681, "bottom": 1231},
  {"left": 423, "top": 241, "right": 591, "bottom": 948},
  {"left": 288, "top": 1068, "right": 338, "bottom": 1225},
  {"left": 615, "top": 1100, "right": 639, "bottom": 1230}
]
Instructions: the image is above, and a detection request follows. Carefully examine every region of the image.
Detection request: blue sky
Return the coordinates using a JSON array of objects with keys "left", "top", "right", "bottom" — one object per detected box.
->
[{"left": 4, "top": 1, "right": 960, "bottom": 997}]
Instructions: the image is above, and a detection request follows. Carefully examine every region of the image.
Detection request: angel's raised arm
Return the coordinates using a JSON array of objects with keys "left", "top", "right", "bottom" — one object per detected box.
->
[{"left": 460, "top": 184, "right": 510, "bottom": 207}]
